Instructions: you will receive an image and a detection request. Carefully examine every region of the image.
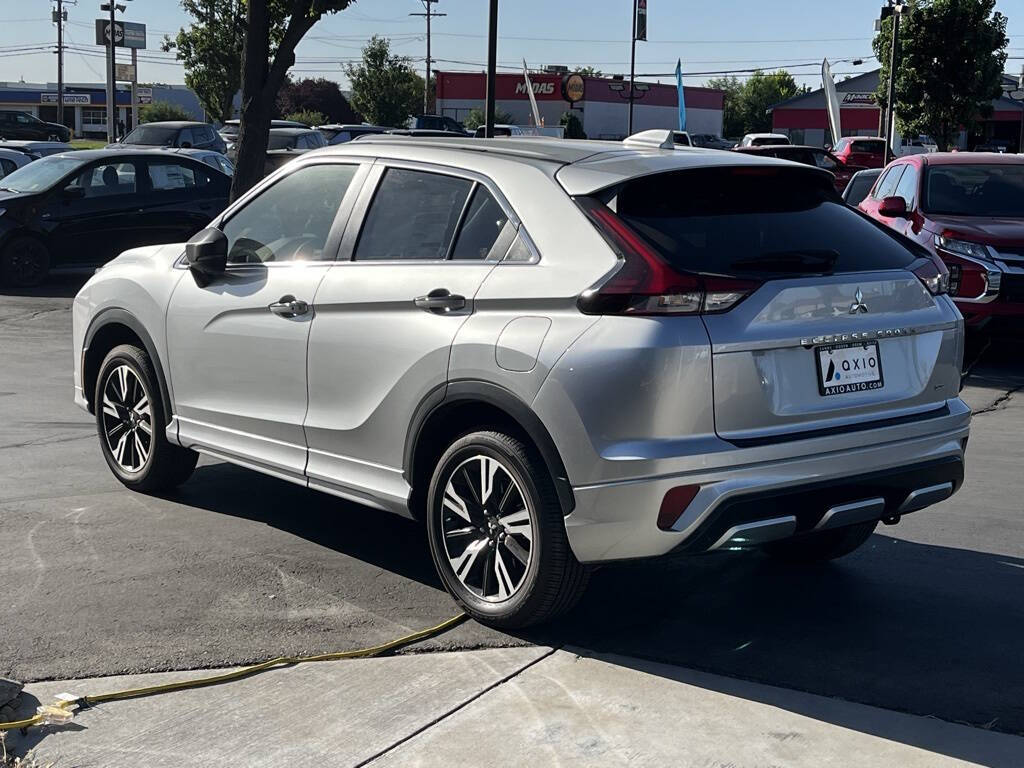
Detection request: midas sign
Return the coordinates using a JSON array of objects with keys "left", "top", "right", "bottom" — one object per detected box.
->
[{"left": 515, "top": 82, "right": 556, "bottom": 96}]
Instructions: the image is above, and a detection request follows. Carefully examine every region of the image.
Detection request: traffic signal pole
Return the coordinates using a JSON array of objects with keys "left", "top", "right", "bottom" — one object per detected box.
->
[{"left": 484, "top": 0, "right": 497, "bottom": 137}]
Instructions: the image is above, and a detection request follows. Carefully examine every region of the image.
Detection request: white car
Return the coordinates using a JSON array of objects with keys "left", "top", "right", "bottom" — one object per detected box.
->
[{"left": 739, "top": 132, "right": 791, "bottom": 147}]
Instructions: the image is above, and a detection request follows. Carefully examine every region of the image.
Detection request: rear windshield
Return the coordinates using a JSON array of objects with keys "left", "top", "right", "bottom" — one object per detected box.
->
[
  {"left": 268, "top": 133, "right": 299, "bottom": 149},
  {"left": 122, "top": 125, "right": 180, "bottom": 146},
  {"left": 922, "top": 164, "right": 1024, "bottom": 217},
  {"left": 611, "top": 167, "right": 917, "bottom": 278},
  {"left": 843, "top": 173, "right": 879, "bottom": 206}
]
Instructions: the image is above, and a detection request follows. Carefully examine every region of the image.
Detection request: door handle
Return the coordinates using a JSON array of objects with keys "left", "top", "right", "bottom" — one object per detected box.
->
[
  {"left": 269, "top": 295, "right": 310, "bottom": 318},
  {"left": 414, "top": 288, "right": 466, "bottom": 314}
]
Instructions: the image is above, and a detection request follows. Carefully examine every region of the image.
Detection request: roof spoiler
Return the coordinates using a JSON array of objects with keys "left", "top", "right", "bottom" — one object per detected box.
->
[{"left": 622, "top": 129, "right": 675, "bottom": 150}]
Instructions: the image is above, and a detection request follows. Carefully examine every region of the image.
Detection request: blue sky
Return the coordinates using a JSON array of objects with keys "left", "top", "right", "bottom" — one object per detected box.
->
[{"left": 2, "top": 0, "right": 1024, "bottom": 89}]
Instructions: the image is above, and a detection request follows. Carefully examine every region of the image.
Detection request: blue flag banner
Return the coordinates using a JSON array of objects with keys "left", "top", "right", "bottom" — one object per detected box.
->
[{"left": 676, "top": 59, "right": 686, "bottom": 131}]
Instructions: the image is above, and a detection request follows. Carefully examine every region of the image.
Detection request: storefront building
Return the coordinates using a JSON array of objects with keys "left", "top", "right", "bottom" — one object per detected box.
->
[
  {"left": 771, "top": 69, "right": 1024, "bottom": 150},
  {"left": 435, "top": 71, "right": 724, "bottom": 139}
]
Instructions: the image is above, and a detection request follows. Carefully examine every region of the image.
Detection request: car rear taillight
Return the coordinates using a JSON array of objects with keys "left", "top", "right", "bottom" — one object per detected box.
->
[
  {"left": 577, "top": 198, "right": 759, "bottom": 316},
  {"left": 911, "top": 258, "right": 949, "bottom": 296}
]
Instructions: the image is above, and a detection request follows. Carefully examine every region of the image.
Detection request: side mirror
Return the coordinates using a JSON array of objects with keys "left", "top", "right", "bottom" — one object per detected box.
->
[
  {"left": 186, "top": 227, "right": 228, "bottom": 287},
  {"left": 878, "top": 196, "right": 909, "bottom": 218},
  {"left": 180, "top": 141, "right": 193, "bottom": 149}
]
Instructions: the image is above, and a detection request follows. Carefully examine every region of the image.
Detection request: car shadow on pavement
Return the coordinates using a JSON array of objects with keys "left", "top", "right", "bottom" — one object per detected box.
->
[
  {"left": 523, "top": 537, "right": 1024, "bottom": 764},
  {"left": 0, "top": 273, "right": 90, "bottom": 299}
]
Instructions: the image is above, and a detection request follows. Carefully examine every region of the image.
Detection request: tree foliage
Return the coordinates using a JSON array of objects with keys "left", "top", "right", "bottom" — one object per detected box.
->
[
  {"left": 140, "top": 101, "right": 192, "bottom": 123},
  {"left": 560, "top": 111, "right": 586, "bottom": 139},
  {"left": 706, "top": 71, "right": 800, "bottom": 137},
  {"left": 162, "top": 0, "right": 254, "bottom": 124},
  {"left": 574, "top": 66, "right": 603, "bottom": 77},
  {"left": 463, "top": 107, "right": 513, "bottom": 131},
  {"left": 284, "top": 109, "right": 327, "bottom": 126},
  {"left": 343, "top": 36, "right": 425, "bottom": 128},
  {"left": 873, "top": 0, "right": 1008, "bottom": 150},
  {"left": 277, "top": 77, "right": 360, "bottom": 122}
]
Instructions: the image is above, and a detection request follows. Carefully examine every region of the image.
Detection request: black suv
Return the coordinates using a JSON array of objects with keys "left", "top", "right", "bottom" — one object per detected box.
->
[
  {"left": 0, "top": 111, "right": 71, "bottom": 143},
  {"left": 114, "top": 121, "right": 227, "bottom": 154}
]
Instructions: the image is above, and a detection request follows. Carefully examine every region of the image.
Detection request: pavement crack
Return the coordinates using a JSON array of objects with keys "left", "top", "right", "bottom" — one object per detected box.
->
[
  {"left": 355, "top": 647, "right": 559, "bottom": 767},
  {"left": 973, "top": 386, "right": 1022, "bottom": 415}
]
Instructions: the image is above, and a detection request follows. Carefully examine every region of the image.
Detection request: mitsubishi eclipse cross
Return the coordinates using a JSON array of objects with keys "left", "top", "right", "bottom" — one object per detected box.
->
[{"left": 72, "top": 131, "right": 970, "bottom": 627}]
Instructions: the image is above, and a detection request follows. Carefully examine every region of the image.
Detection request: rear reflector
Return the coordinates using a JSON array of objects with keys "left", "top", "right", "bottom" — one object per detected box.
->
[
  {"left": 577, "top": 197, "right": 759, "bottom": 316},
  {"left": 657, "top": 484, "right": 701, "bottom": 531}
]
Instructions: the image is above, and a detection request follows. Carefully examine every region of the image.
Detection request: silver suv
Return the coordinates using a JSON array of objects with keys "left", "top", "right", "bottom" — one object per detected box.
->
[{"left": 72, "top": 132, "right": 970, "bottom": 627}]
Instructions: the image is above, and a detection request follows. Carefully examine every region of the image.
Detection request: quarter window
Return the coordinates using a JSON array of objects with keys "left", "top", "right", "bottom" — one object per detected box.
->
[
  {"left": 355, "top": 168, "right": 473, "bottom": 261},
  {"left": 222, "top": 163, "right": 358, "bottom": 264},
  {"left": 451, "top": 187, "right": 510, "bottom": 260}
]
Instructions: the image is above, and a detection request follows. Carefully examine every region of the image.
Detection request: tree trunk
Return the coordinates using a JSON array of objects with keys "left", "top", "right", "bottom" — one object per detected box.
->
[{"left": 229, "top": 0, "right": 271, "bottom": 201}]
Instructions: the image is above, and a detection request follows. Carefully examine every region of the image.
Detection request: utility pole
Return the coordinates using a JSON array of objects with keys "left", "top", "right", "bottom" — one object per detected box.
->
[
  {"left": 484, "top": 0, "right": 497, "bottom": 137},
  {"left": 882, "top": 1, "right": 904, "bottom": 165},
  {"left": 628, "top": 0, "right": 637, "bottom": 135},
  {"left": 410, "top": 0, "right": 445, "bottom": 116},
  {"left": 54, "top": 0, "right": 65, "bottom": 129},
  {"left": 100, "top": 1, "right": 128, "bottom": 143}
]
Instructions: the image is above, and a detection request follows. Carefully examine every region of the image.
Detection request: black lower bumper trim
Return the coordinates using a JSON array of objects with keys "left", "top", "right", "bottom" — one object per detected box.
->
[{"left": 675, "top": 456, "right": 965, "bottom": 554}]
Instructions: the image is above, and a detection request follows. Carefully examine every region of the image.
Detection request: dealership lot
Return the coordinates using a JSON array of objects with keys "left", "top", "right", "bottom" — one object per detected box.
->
[{"left": 2, "top": 278, "right": 1023, "bottom": 742}]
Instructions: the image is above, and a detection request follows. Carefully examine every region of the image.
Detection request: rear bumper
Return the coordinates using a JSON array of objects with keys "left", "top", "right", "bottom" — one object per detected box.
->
[{"left": 563, "top": 399, "right": 970, "bottom": 563}]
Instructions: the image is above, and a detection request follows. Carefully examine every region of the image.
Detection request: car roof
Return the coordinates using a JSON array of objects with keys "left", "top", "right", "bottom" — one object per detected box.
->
[
  {"left": 45, "top": 148, "right": 206, "bottom": 162},
  {"left": 917, "top": 151, "right": 1024, "bottom": 166},
  {"left": 735, "top": 144, "right": 825, "bottom": 152},
  {"left": 269, "top": 127, "right": 317, "bottom": 135},
  {"left": 317, "top": 123, "right": 388, "bottom": 130},
  {"left": 744, "top": 132, "right": 787, "bottom": 138},
  {"left": 132, "top": 121, "right": 209, "bottom": 129},
  {"left": 320, "top": 134, "right": 828, "bottom": 195},
  {"left": 0, "top": 139, "right": 71, "bottom": 147}
]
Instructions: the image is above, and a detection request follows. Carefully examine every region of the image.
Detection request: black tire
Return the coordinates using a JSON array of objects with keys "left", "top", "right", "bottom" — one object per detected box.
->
[
  {"left": 0, "top": 236, "right": 50, "bottom": 288},
  {"left": 761, "top": 520, "right": 877, "bottom": 563},
  {"left": 426, "top": 430, "right": 588, "bottom": 628},
  {"left": 94, "top": 344, "right": 198, "bottom": 492}
]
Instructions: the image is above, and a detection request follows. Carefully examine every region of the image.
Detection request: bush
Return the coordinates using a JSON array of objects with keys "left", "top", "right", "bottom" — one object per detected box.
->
[
  {"left": 284, "top": 110, "right": 326, "bottom": 127},
  {"left": 463, "top": 107, "right": 514, "bottom": 131},
  {"left": 139, "top": 101, "right": 192, "bottom": 123},
  {"left": 560, "top": 111, "right": 586, "bottom": 139}
]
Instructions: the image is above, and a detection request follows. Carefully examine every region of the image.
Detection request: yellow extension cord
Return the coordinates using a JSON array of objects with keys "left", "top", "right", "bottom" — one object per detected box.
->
[{"left": 1, "top": 613, "right": 467, "bottom": 732}]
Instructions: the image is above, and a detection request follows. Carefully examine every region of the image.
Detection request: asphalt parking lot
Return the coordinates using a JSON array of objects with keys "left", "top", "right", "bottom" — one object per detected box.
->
[{"left": 2, "top": 276, "right": 1023, "bottom": 740}]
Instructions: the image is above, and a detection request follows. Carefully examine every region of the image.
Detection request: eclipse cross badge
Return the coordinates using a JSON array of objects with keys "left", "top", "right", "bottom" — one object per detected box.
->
[{"left": 850, "top": 288, "right": 869, "bottom": 315}]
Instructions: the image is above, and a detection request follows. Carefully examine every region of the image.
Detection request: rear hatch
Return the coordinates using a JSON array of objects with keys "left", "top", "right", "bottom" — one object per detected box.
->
[{"left": 578, "top": 164, "right": 961, "bottom": 444}]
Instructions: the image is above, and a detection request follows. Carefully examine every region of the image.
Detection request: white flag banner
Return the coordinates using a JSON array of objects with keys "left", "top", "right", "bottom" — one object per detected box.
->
[
  {"left": 522, "top": 59, "right": 542, "bottom": 130},
  {"left": 822, "top": 58, "right": 842, "bottom": 146}
]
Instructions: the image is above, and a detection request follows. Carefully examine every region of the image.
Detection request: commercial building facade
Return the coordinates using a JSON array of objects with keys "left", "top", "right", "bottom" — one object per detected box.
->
[
  {"left": 0, "top": 82, "right": 206, "bottom": 138},
  {"left": 435, "top": 71, "right": 724, "bottom": 139},
  {"left": 770, "top": 69, "right": 1024, "bottom": 150}
]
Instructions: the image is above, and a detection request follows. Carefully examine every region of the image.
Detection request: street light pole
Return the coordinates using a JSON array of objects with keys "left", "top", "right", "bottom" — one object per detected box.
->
[
  {"left": 55, "top": 0, "right": 64, "bottom": 129},
  {"left": 107, "top": 1, "right": 116, "bottom": 143},
  {"left": 628, "top": 0, "right": 637, "bottom": 135},
  {"left": 484, "top": 0, "right": 497, "bottom": 137},
  {"left": 883, "top": 2, "right": 903, "bottom": 165}
]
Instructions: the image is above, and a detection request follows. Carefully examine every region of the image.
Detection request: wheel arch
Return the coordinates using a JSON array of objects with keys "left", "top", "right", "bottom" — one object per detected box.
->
[
  {"left": 405, "top": 380, "right": 575, "bottom": 520},
  {"left": 83, "top": 308, "right": 174, "bottom": 426}
]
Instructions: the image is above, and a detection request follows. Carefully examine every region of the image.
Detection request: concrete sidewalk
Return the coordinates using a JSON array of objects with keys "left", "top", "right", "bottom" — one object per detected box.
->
[{"left": 7, "top": 648, "right": 1022, "bottom": 767}]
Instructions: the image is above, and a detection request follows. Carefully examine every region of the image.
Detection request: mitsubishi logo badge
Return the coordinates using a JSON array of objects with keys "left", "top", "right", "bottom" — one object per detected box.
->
[{"left": 850, "top": 288, "right": 868, "bottom": 314}]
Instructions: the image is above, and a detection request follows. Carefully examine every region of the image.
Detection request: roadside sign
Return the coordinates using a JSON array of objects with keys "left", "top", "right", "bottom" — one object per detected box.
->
[
  {"left": 635, "top": 0, "right": 647, "bottom": 42},
  {"left": 95, "top": 19, "right": 147, "bottom": 49},
  {"left": 136, "top": 87, "right": 153, "bottom": 105},
  {"left": 115, "top": 63, "right": 136, "bottom": 82},
  {"left": 41, "top": 93, "right": 91, "bottom": 105}
]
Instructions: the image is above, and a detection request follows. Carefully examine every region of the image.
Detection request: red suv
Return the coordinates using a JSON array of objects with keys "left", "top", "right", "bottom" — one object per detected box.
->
[
  {"left": 859, "top": 153, "right": 1024, "bottom": 330},
  {"left": 832, "top": 137, "right": 892, "bottom": 169}
]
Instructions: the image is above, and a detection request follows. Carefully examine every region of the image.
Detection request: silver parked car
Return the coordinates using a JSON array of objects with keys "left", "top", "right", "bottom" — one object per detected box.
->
[{"left": 72, "top": 131, "right": 970, "bottom": 627}]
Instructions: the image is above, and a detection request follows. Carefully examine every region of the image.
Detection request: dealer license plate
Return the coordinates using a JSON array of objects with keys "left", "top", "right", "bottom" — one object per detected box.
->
[{"left": 815, "top": 341, "right": 884, "bottom": 396}]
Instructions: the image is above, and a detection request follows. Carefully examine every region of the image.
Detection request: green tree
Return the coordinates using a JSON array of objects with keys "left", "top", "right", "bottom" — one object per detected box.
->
[
  {"left": 560, "top": 111, "right": 586, "bottom": 139},
  {"left": 873, "top": 0, "right": 1008, "bottom": 150},
  {"left": 462, "top": 107, "right": 513, "bottom": 131},
  {"left": 284, "top": 109, "right": 327, "bottom": 126},
  {"left": 139, "top": 101, "right": 192, "bottom": 123},
  {"left": 574, "top": 66, "right": 603, "bottom": 77},
  {"left": 705, "top": 75, "right": 744, "bottom": 137},
  {"left": 277, "top": 77, "right": 360, "bottom": 122},
  {"left": 737, "top": 70, "right": 800, "bottom": 135},
  {"left": 232, "top": 0, "right": 355, "bottom": 200},
  {"left": 343, "top": 36, "right": 424, "bottom": 128},
  {"left": 162, "top": 0, "right": 253, "bottom": 124}
]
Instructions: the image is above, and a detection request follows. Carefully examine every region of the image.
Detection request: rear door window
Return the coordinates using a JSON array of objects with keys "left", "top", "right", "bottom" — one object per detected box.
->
[
  {"left": 450, "top": 187, "right": 510, "bottom": 260},
  {"left": 894, "top": 164, "right": 919, "bottom": 208},
  {"left": 354, "top": 168, "right": 473, "bottom": 261},
  {"left": 872, "top": 165, "right": 905, "bottom": 199},
  {"left": 609, "top": 167, "right": 916, "bottom": 278}
]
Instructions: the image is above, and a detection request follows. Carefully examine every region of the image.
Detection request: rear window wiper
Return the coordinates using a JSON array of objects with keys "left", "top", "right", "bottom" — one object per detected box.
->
[{"left": 729, "top": 250, "right": 839, "bottom": 274}]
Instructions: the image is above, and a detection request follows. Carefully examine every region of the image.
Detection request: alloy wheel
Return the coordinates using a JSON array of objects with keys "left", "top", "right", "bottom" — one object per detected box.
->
[
  {"left": 440, "top": 454, "right": 534, "bottom": 602},
  {"left": 101, "top": 364, "right": 153, "bottom": 473}
]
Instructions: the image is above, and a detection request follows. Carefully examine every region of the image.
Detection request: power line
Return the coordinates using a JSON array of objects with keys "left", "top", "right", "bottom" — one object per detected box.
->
[{"left": 409, "top": 0, "right": 445, "bottom": 114}]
